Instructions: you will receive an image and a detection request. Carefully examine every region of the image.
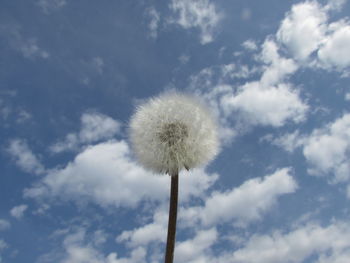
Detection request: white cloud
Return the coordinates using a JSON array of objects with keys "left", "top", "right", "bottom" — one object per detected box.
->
[
  {"left": 259, "top": 39, "right": 298, "bottom": 87},
  {"left": 199, "top": 168, "right": 297, "bottom": 226},
  {"left": 117, "top": 209, "right": 167, "bottom": 247},
  {"left": 7, "top": 139, "right": 45, "bottom": 175},
  {"left": 115, "top": 168, "right": 297, "bottom": 262},
  {"left": 228, "top": 221, "right": 350, "bottom": 263},
  {"left": 50, "top": 112, "right": 121, "bottom": 153},
  {"left": 318, "top": 21, "right": 350, "bottom": 69},
  {"left": 10, "top": 204, "right": 28, "bottom": 219},
  {"left": 190, "top": 38, "right": 307, "bottom": 137},
  {"left": 37, "top": 0, "right": 66, "bottom": 14},
  {"left": 145, "top": 7, "right": 160, "bottom": 39},
  {"left": 105, "top": 248, "right": 146, "bottom": 263},
  {"left": 242, "top": 39, "right": 258, "bottom": 51},
  {"left": 0, "top": 220, "right": 10, "bottom": 231},
  {"left": 276, "top": 1, "right": 327, "bottom": 61},
  {"left": 221, "top": 83, "right": 308, "bottom": 127},
  {"left": 26, "top": 140, "right": 218, "bottom": 208},
  {"left": 78, "top": 112, "right": 120, "bottom": 143},
  {"left": 303, "top": 113, "right": 350, "bottom": 183},
  {"left": 271, "top": 130, "right": 306, "bottom": 153},
  {"left": 276, "top": 0, "right": 350, "bottom": 72},
  {"left": 174, "top": 228, "right": 217, "bottom": 263},
  {"left": 169, "top": 0, "right": 222, "bottom": 44},
  {"left": 42, "top": 228, "right": 146, "bottom": 263}
]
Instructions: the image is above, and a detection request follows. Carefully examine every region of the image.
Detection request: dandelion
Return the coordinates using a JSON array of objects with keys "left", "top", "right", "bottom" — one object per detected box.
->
[{"left": 129, "top": 92, "right": 219, "bottom": 263}]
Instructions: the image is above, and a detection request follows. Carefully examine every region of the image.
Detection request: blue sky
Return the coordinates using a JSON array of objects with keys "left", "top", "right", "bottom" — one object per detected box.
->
[{"left": 1, "top": 0, "right": 350, "bottom": 262}]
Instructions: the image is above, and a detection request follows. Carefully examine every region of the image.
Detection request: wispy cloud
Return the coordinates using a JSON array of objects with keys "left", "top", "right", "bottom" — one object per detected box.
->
[
  {"left": 7, "top": 139, "right": 45, "bottom": 175},
  {"left": 145, "top": 7, "right": 160, "bottom": 39},
  {"left": 50, "top": 112, "right": 121, "bottom": 153},
  {"left": 0, "top": 220, "right": 10, "bottom": 231},
  {"left": 169, "top": 0, "right": 223, "bottom": 44},
  {"left": 36, "top": 0, "right": 67, "bottom": 14},
  {"left": 0, "top": 24, "right": 49, "bottom": 60},
  {"left": 10, "top": 204, "right": 28, "bottom": 219}
]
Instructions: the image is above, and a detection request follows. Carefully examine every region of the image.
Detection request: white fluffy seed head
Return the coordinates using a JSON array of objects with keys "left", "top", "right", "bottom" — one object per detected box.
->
[{"left": 129, "top": 92, "right": 219, "bottom": 175}]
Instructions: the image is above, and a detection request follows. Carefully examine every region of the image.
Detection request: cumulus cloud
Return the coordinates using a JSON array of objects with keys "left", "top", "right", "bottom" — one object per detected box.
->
[
  {"left": 199, "top": 168, "right": 297, "bottom": 226},
  {"left": 228, "top": 221, "right": 350, "bottom": 263},
  {"left": 318, "top": 21, "right": 350, "bottom": 69},
  {"left": 117, "top": 209, "right": 168, "bottom": 247},
  {"left": 169, "top": 0, "right": 222, "bottom": 44},
  {"left": 259, "top": 39, "right": 298, "bottom": 87},
  {"left": 277, "top": 1, "right": 327, "bottom": 61},
  {"left": 177, "top": 168, "right": 298, "bottom": 229},
  {"left": 221, "top": 83, "right": 307, "bottom": 127},
  {"left": 276, "top": 0, "right": 350, "bottom": 72},
  {"left": 303, "top": 113, "right": 350, "bottom": 183},
  {"left": 190, "top": 38, "right": 307, "bottom": 140},
  {"left": 50, "top": 112, "right": 121, "bottom": 153},
  {"left": 10, "top": 204, "right": 28, "bottom": 219},
  {"left": 174, "top": 228, "right": 217, "bottom": 263},
  {"left": 7, "top": 139, "right": 45, "bottom": 175},
  {"left": 116, "top": 168, "right": 297, "bottom": 262},
  {"left": 26, "top": 140, "right": 218, "bottom": 208}
]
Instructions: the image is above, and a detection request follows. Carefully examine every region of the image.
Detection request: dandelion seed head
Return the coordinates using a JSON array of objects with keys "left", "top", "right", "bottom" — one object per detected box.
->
[{"left": 129, "top": 92, "right": 219, "bottom": 175}]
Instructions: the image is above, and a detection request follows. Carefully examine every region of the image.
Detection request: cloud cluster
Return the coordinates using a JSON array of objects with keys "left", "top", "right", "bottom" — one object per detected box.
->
[
  {"left": 26, "top": 140, "right": 218, "bottom": 208},
  {"left": 227, "top": 221, "right": 350, "bottom": 263},
  {"left": 189, "top": 0, "right": 350, "bottom": 144},
  {"left": 190, "top": 38, "right": 307, "bottom": 143},
  {"left": 277, "top": 0, "right": 350, "bottom": 71},
  {"left": 116, "top": 168, "right": 297, "bottom": 259},
  {"left": 271, "top": 113, "right": 350, "bottom": 196},
  {"left": 40, "top": 228, "right": 146, "bottom": 263}
]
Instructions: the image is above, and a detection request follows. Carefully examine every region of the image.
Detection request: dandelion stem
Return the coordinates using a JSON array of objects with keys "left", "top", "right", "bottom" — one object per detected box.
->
[{"left": 164, "top": 172, "right": 179, "bottom": 263}]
